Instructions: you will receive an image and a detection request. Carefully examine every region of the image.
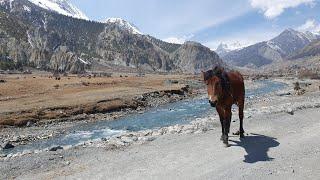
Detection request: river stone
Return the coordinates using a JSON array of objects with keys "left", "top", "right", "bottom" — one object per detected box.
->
[
  {"left": 152, "top": 131, "right": 162, "bottom": 136},
  {"left": 26, "top": 121, "right": 34, "bottom": 127},
  {"left": 182, "top": 124, "right": 194, "bottom": 131},
  {"left": 0, "top": 153, "right": 7, "bottom": 158},
  {"left": 49, "top": 146, "right": 63, "bottom": 151},
  {"left": 138, "top": 136, "right": 156, "bottom": 142},
  {"left": 121, "top": 136, "right": 137, "bottom": 143},
  {"left": 11, "top": 136, "right": 19, "bottom": 142},
  {"left": 167, "top": 126, "right": 177, "bottom": 134},
  {"left": 141, "top": 130, "right": 153, "bottom": 136},
  {"left": 1, "top": 142, "right": 15, "bottom": 149},
  {"left": 108, "top": 138, "right": 125, "bottom": 147},
  {"left": 286, "top": 108, "right": 294, "bottom": 115}
]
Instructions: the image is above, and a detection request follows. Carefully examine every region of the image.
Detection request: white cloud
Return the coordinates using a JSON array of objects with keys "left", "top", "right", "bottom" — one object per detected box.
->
[
  {"left": 297, "top": 19, "right": 320, "bottom": 33},
  {"left": 249, "top": 0, "right": 315, "bottom": 19}
]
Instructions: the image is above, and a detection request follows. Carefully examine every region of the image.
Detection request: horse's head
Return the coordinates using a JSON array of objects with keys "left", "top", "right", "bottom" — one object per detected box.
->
[{"left": 202, "top": 66, "right": 224, "bottom": 107}]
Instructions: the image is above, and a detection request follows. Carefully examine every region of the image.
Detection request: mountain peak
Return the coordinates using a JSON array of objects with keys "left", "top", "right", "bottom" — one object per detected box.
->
[
  {"left": 28, "top": 0, "right": 88, "bottom": 20},
  {"left": 215, "top": 41, "right": 246, "bottom": 56},
  {"left": 283, "top": 28, "right": 297, "bottom": 33},
  {"left": 274, "top": 28, "right": 319, "bottom": 43},
  {"left": 103, "top": 18, "right": 142, "bottom": 35},
  {"left": 217, "top": 43, "right": 228, "bottom": 50}
]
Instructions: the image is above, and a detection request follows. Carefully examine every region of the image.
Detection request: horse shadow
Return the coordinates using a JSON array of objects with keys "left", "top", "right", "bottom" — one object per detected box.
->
[{"left": 230, "top": 133, "right": 280, "bottom": 163}]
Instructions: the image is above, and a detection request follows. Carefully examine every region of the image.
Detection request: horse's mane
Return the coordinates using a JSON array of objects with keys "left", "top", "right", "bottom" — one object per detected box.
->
[
  {"left": 202, "top": 66, "right": 224, "bottom": 81},
  {"left": 203, "top": 66, "right": 230, "bottom": 92}
]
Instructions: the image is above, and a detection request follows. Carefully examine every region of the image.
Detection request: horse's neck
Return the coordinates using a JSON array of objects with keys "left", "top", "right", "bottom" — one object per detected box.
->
[{"left": 221, "top": 72, "right": 230, "bottom": 90}]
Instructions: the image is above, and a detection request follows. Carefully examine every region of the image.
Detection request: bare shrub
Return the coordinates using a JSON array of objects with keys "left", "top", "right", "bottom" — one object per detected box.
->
[{"left": 53, "top": 84, "right": 59, "bottom": 89}]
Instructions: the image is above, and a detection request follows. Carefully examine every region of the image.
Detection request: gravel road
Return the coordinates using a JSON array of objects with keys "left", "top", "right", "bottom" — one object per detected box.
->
[{"left": 9, "top": 107, "right": 320, "bottom": 180}]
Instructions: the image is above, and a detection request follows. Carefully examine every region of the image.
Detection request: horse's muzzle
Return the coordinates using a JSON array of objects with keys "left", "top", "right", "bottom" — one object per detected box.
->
[{"left": 209, "top": 100, "right": 217, "bottom": 107}]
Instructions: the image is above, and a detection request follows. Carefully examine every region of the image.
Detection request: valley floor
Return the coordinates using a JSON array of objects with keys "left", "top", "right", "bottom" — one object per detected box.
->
[
  {"left": 1, "top": 78, "right": 320, "bottom": 179},
  {"left": 0, "top": 72, "right": 197, "bottom": 124}
]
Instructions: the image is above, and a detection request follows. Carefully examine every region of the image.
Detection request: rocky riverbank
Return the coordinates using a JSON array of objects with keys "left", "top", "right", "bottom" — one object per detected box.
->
[
  {"left": 0, "top": 78, "right": 290, "bottom": 158},
  {"left": 1, "top": 78, "right": 320, "bottom": 179},
  {"left": 0, "top": 73, "right": 205, "bottom": 151},
  {"left": 0, "top": 84, "right": 199, "bottom": 151},
  {"left": 60, "top": 78, "right": 320, "bottom": 153},
  {"left": 1, "top": 78, "right": 319, "bottom": 159}
]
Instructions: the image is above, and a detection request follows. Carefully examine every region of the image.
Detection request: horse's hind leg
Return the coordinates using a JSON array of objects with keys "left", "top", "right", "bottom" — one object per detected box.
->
[
  {"left": 239, "top": 101, "right": 245, "bottom": 138},
  {"left": 233, "top": 101, "right": 245, "bottom": 138},
  {"left": 219, "top": 116, "right": 224, "bottom": 141},
  {"left": 223, "top": 106, "right": 232, "bottom": 147}
]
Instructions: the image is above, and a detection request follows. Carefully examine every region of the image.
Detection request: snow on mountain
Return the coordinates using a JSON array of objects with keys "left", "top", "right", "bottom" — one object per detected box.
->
[
  {"left": 215, "top": 41, "right": 246, "bottom": 56},
  {"left": 103, "top": 18, "right": 142, "bottom": 35},
  {"left": 28, "top": 0, "right": 88, "bottom": 20},
  {"left": 163, "top": 37, "right": 185, "bottom": 44},
  {"left": 267, "top": 28, "right": 319, "bottom": 55},
  {"left": 0, "top": 0, "right": 14, "bottom": 9}
]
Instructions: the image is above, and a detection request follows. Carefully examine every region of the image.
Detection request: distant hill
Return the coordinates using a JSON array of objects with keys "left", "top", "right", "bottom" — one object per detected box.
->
[
  {"left": 222, "top": 29, "right": 320, "bottom": 68},
  {"left": 0, "top": 0, "right": 223, "bottom": 73},
  {"left": 289, "top": 39, "right": 320, "bottom": 60}
]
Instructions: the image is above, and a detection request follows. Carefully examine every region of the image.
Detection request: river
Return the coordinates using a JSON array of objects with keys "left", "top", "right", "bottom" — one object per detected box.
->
[{"left": 2, "top": 80, "right": 287, "bottom": 155}]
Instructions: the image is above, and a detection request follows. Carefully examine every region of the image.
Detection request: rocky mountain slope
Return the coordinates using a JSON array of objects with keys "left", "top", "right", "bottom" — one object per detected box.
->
[
  {"left": 171, "top": 41, "right": 224, "bottom": 73},
  {"left": 289, "top": 39, "right": 320, "bottom": 60},
  {"left": 103, "top": 18, "right": 142, "bottom": 35},
  {"left": 0, "top": 0, "right": 223, "bottom": 73},
  {"left": 27, "top": 0, "right": 88, "bottom": 20},
  {"left": 222, "top": 29, "right": 320, "bottom": 68}
]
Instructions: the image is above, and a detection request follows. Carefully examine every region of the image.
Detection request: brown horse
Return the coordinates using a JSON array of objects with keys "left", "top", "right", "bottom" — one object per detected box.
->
[{"left": 202, "top": 66, "right": 245, "bottom": 147}]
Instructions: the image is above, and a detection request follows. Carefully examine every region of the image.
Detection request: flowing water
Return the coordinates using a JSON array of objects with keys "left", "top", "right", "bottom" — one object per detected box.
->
[{"left": 2, "top": 80, "right": 287, "bottom": 155}]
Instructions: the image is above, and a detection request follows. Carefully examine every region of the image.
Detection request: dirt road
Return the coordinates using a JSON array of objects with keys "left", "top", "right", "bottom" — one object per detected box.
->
[{"left": 11, "top": 106, "right": 320, "bottom": 180}]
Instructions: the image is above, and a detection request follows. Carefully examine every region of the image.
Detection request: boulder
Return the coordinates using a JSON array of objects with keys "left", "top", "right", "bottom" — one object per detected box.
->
[{"left": 286, "top": 108, "right": 294, "bottom": 115}]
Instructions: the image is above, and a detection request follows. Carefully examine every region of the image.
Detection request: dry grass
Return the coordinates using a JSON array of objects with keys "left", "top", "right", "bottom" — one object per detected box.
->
[{"left": 0, "top": 73, "right": 195, "bottom": 126}]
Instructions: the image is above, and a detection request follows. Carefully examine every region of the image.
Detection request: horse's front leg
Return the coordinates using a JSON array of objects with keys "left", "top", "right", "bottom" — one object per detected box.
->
[
  {"left": 222, "top": 106, "right": 232, "bottom": 147},
  {"left": 216, "top": 106, "right": 225, "bottom": 142}
]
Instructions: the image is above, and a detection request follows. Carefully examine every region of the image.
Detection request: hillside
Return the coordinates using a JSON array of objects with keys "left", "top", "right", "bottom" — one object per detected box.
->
[
  {"left": 289, "top": 39, "right": 320, "bottom": 60},
  {"left": 0, "top": 0, "right": 223, "bottom": 73},
  {"left": 222, "top": 29, "right": 319, "bottom": 68}
]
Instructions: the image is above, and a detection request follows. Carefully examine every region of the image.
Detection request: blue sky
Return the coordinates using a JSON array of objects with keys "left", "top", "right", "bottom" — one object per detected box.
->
[{"left": 71, "top": 0, "right": 320, "bottom": 49}]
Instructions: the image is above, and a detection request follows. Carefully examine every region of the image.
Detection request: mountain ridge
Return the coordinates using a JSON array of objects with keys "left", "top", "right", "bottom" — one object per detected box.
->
[
  {"left": 0, "top": 0, "right": 223, "bottom": 73},
  {"left": 221, "top": 28, "right": 320, "bottom": 68}
]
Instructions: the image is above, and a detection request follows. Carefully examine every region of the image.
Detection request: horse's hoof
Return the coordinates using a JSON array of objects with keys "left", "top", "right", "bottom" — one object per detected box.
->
[
  {"left": 220, "top": 135, "right": 224, "bottom": 141},
  {"left": 223, "top": 142, "right": 230, "bottom": 148}
]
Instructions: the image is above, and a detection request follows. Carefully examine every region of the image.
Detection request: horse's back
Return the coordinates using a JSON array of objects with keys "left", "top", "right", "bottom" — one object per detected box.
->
[
  {"left": 228, "top": 71, "right": 244, "bottom": 85},
  {"left": 228, "top": 71, "right": 245, "bottom": 98}
]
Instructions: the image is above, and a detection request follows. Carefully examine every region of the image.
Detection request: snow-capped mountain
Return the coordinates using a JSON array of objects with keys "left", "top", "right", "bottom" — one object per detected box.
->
[
  {"left": 28, "top": 0, "right": 88, "bottom": 20},
  {"left": 222, "top": 29, "right": 320, "bottom": 68},
  {"left": 267, "top": 28, "right": 318, "bottom": 55},
  {"left": 215, "top": 42, "right": 246, "bottom": 56},
  {"left": 103, "top": 18, "right": 142, "bottom": 35}
]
